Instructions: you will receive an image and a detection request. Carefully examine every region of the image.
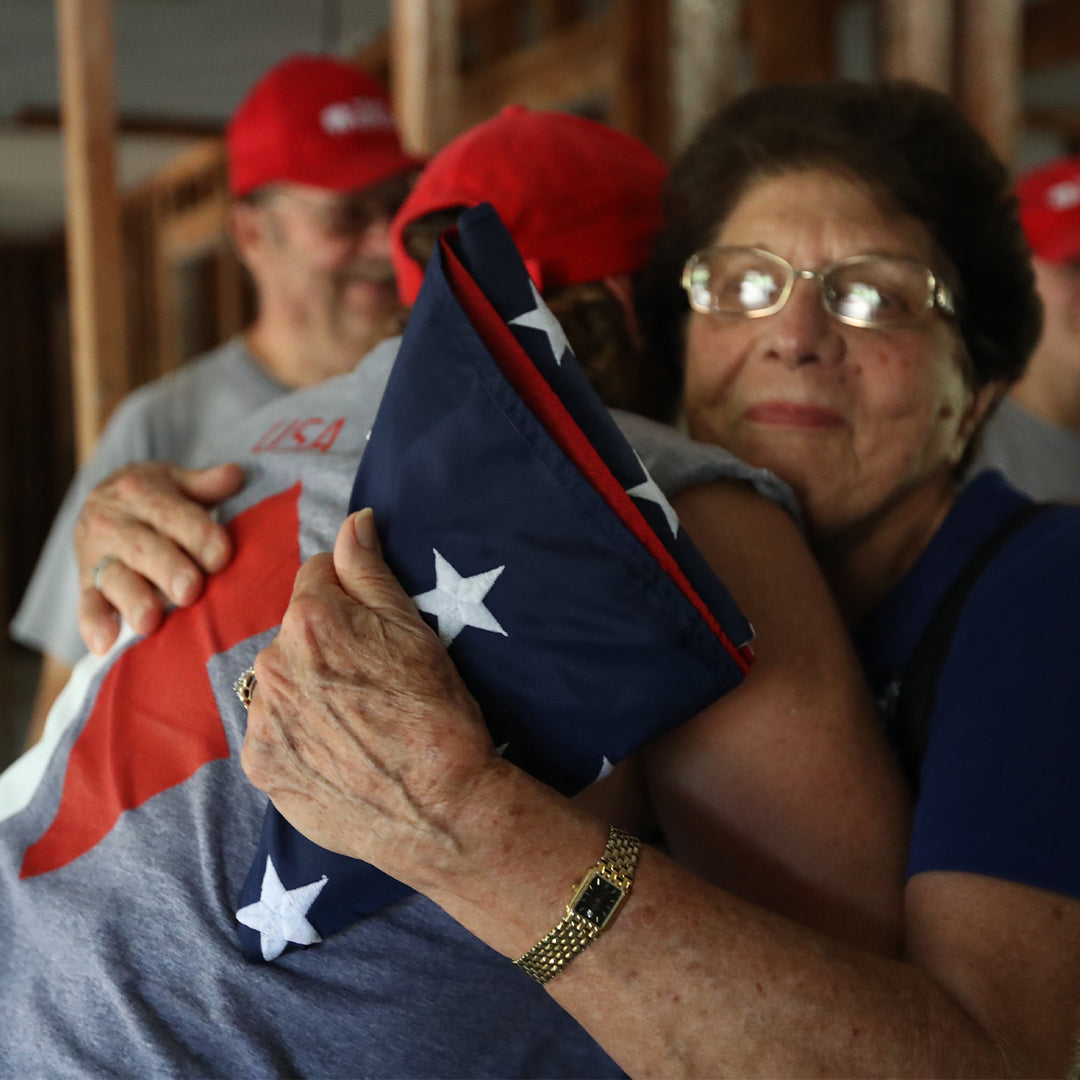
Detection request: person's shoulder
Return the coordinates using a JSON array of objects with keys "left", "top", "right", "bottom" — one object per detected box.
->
[
  {"left": 965, "top": 473, "right": 1080, "bottom": 586},
  {"left": 948, "top": 475, "right": 1080, "bottom": 653},
  {"left": 218, "top": 335, "right": 401, "bottom": 460},
  {"left": 101, "top": 339, "right": 246, "bottom": 420},
  {"left": 610, "top": 410, "right": 800, "bottom": 521}
]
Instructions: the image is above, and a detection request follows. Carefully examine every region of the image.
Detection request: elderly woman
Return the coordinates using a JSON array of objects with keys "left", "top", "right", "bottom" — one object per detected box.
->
[{"left": 242, "top": 81, "right": 1080, "bottom": 1077}]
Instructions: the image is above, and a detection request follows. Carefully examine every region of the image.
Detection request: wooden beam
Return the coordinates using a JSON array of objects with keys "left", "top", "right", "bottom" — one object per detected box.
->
[
  {"left": 1024, "top": 105, "right": 1080, "bottom": 152},
  {"left": 15, "top": 105, "right": 223, "bottom": 139},
  {"left": 469, "top": 6, "right": 518, "bottom": 68},
  {"left": 955, "top": 0, "right": 1022, "bottom": 168},
  {"left": 538, "top": 0, "right": 581, "bottom": 33},
  {"left": 669, "top": 0, "right": 740, "bottom": 155},
  {"left": 612, "top": 0, "right": 672, "bottom": 156},
  {"left": 879, "top": 0, "right": 953, "bottom": 91},
  {"left": 124, "top": 138, "right": 225, "bottom": 199},
  {"left": 353, "top": 32, "right": 391, "bottom": 83},
  {"left": 458, "top": 14, "right": 614, "bottom": 130},
  {"left": 747, "top": 0, "right": 837, "bottom": 84},
  {"left": 1023, "top": 0, "right": 1080, "bottom": 73},
  {"left": 389, "top": 0, "right": 461, "bottom": 155},
  {"left": 56, "top": 0, "right": 130, "bottom": 463}
]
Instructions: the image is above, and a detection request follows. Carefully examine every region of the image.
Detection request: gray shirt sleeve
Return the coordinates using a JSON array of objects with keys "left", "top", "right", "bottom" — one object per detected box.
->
[{"left": 611, "top": 409, "right": 802, "bottom": 524}]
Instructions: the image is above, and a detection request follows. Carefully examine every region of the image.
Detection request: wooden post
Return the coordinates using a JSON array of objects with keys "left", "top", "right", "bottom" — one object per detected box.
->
[
  {"left": 955, "top": 0, "right": 1023, "bottom": 168},
  {"left": 879, "top": 0, "right": 953, "bottom": 91},
  {"left": 1022, "top": 0, "right": 1080, "bottom": 73},
  {"left": 56, "top": 0, "right": 129, "bottom": 463},
  {"left": 669, "top": 0, "right": 741, "bottom": 155},
  {"left": 609, "top": 0, "right": 671, "bottom": 156},
  {"left": 390, "top": 0, "right": 461, "bottom": 154},
  {"left": 748, "top": 0, "right": 837, "bottom": 85}
]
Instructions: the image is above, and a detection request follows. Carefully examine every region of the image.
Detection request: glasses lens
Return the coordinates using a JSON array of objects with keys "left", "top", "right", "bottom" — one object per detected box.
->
[
  {"left": 322, "top": 199, "right": 379, "bottom": 237},
  {"left": 825, "top": 258, "right": 934, "bottom": 326},
  {"left": 688, "top": 248, "right": 790, "bottom": 315}
]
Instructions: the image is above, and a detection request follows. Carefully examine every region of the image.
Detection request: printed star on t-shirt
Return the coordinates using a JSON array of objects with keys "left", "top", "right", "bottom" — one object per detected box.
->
[
  {"left": 508, "top": 281, "right": 573, "bottom": 364},
  {"left": 626, "top": 452, "right": 679, "bottom": 537},
  {"left": 236, "top": 855, "right": 328, "bottom": 961},
  {"left": 412, "top": 550, "right": 509, "bottom": 647}
]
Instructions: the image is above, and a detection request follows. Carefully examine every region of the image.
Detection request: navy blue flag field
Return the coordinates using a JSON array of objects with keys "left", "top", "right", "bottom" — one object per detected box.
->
[{"left": 236, "top": 203, "right": 754, "bottom": 963}]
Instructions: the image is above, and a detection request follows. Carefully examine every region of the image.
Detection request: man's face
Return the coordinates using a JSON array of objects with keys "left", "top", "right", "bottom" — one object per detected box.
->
[
  {"left": 246, "top": 174, "right": 413, "bottom": 376},
  {"left": 1032, "top": 255, "right": 1080, "bottom": 377}
]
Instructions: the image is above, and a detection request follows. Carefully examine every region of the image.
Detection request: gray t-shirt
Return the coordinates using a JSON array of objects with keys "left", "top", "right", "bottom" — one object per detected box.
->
[
  {"left": 11, "top": 337, "right": 287, "bottom": 664},
  {"left": 0, "top": 336, "right": 794, "bottom": 1077},
  {"left": 972, "top": 395, "right": 1080, "bottom": 503}
]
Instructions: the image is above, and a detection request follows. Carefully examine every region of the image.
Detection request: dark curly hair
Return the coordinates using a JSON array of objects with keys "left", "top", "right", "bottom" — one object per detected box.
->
[{"left": 639, "top": 80, "right": 1042, "bottom": 428}]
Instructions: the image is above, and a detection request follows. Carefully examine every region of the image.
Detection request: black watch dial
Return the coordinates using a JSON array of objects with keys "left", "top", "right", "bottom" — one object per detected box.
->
[{"left": 573, "top": 874, "right": 623, "bottom": 927}]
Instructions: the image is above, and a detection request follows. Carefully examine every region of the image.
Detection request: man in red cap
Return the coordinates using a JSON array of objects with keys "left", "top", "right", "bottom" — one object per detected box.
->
[
  {"left": 975, "top": 155, "right": 1080, "bottom": 500},
  {"left": 12, "top": 54, "right": 422, "bottom": 742}
]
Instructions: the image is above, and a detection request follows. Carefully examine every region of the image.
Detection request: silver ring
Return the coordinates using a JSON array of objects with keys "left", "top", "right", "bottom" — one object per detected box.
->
[
  {"left": 91, "top": 555, "right": 119, "bottom": 591},
  {"left": 234, "top": 666, "right": 257, "bottom": 709}
]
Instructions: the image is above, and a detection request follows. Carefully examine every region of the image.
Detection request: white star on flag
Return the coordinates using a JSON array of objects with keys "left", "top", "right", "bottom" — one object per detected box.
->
[
  {"left": 412, "top": 550, "right": 509, "bottom": 646},
  {"left": 236, "top": 856, "right": 328, "bottom": 961},
  {"left": 626, "top": 452, "right": 679, "bottom": 537},
  {"left": 508, "top": 281, "right": 573, "bottom": 365}
]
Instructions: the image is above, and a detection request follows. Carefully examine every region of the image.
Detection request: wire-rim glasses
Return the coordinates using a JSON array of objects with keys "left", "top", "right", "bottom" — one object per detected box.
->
[{"left": 681, "top": 246, "right": 956, "bottom": 329}]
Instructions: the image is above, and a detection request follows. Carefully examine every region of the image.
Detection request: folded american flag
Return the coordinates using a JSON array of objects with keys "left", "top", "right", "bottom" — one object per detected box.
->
[{"left": 237, "top": 203, "right": 754, "bottom": 963}]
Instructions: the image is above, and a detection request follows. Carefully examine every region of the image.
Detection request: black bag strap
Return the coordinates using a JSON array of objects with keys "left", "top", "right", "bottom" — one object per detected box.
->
[{"left": 887, "top": 500, "right": 1053, "bottom": 792}]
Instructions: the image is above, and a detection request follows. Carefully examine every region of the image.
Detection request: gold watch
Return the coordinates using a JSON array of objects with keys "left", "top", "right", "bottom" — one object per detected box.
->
[{"left": 514, "top": 825, "right": 640, "bottom": 985}]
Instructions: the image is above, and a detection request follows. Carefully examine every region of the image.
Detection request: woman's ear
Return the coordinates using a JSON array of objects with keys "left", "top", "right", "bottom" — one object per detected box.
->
[
  {"left": 602, "top": 273, "right": 642, "bottom": 352},
  {"left": 952, "top": 379, "right": 1006, "bottom": 465}
]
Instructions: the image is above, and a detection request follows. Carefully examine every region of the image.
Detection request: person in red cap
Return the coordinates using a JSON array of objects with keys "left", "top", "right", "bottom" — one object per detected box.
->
[
  {"left": 975, "top": 155, "right": 1080, "bottom": 500},
  {"left": 389, "top": 104, "right": 671, "bottom": 415},
  {"left": 12, "top": 54, "right": 422, "bottom": 744}
]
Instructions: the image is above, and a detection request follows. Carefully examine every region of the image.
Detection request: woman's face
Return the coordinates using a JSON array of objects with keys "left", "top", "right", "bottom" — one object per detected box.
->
[{"left": 683, "top": 169, "right": 991, "bottom": 544}]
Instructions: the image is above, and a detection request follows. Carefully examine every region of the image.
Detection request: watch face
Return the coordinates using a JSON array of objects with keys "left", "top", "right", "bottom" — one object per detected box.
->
[{"left": 573, "top": 874, "right": 623, "bottom": 927}]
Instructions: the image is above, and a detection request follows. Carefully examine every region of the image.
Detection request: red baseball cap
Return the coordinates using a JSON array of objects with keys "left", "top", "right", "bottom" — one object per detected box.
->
[
  {"left": 1016, "top": 155, "right": 1080, "bottom": 264},
  {"left": 226, "top": 54, "right": 423, "bottom": 197},
  {"left": 390, "top": 105, "right": 669, "bottom": 305}
]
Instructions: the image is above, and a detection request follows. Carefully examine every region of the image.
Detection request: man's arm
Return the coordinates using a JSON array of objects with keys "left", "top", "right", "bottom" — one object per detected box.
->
[{"left": 242, "top": 510, "right": 1080, "bottom": 1077}]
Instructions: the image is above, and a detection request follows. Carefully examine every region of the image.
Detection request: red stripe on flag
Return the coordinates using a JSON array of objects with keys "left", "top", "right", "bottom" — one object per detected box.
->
[
  {"left": 21, "top": 484, "right": 303, "bottom": 879},
  {"left": 440, "top": 239, "right": 751, "bottom": 675}
]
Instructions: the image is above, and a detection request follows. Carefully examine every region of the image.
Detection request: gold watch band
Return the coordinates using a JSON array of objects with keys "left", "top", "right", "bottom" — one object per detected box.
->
[{"left": 514, "top": 825, "right": 640, "bottom": 985}]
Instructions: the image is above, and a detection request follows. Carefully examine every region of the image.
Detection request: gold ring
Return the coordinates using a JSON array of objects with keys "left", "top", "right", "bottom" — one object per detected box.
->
[{"left": 233, "top": 666, "right": 257, "bottom": 709}]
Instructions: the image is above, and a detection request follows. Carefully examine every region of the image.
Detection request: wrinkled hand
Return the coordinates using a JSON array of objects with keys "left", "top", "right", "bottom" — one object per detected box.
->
[
  {"left": 75, "top": 461, "right": 244, "bottom": 654},
  {"left": 241, "top": 509, "right": 502, "bottom": 891}
]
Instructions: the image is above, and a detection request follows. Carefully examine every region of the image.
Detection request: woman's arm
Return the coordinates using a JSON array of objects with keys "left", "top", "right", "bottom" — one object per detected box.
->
[
  {"left": 242, "top": 510, "right": 1080, "bottom": 1078},
  {"left": 639, "top": 482, "right": 909, "bottom": 952}
]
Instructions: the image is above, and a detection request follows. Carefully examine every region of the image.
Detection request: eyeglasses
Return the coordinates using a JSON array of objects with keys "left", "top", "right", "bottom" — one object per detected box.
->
[
  {"left": 681, "top": 246, "right": 956, "bottom": 329},
  {"left": 269, "top": 185, "right": 409, "bottom": 239}
]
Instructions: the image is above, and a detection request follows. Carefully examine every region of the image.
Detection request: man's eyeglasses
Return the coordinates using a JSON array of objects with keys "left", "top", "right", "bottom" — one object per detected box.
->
[
  {"left": 681, "top": 246, "right": 956, "bottom": 329},
  {"left": 268, "top": 177, "right": 414, "bottom": 239}
]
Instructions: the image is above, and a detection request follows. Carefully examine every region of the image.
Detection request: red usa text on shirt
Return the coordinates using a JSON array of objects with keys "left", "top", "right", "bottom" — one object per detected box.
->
[{"left": 252, "top": 417, "right": 346, "bottom": 454}]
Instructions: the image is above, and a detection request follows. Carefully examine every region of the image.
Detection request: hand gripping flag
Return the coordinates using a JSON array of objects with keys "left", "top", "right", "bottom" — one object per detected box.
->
[{"left": 236, "top": 203, "right": 755, "bottom": 962}]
